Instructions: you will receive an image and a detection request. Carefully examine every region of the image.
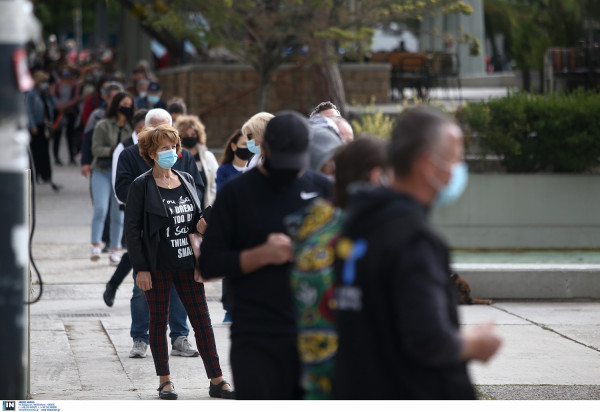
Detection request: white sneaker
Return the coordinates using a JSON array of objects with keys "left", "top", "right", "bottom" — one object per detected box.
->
[
  {"left": 129, "top": 341, "right": 148, "bottom": 358},
  {"left": 90, "top": 246, "right": 101, "bottom": 262},
  {"left": 109, "top": 251, "right": 121, "bottom": 266},
  {"left": 171, "top": 336, "right": 199, "bottom": 357}
]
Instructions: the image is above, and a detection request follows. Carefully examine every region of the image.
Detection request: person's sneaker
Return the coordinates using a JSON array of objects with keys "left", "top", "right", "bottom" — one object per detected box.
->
[
  {"left": 129, "top": 341, "right": 148, "bottom": 358},
  {"left": 103, "top": 283, "right": 117, "bottom": 307},
  {"left": 101, "top": 245, "right": 110, "bottom": 253},
  {"left": 223, "top": 312, "right": 232, "bottom": 324},
  {"left": 109, "top": 251, "right": 121, "bottom": 266},
  {"left": 171, "top": 336, "right": 199, "bottom": 357},
  {"left": 90, "top": 246, "right": 101, "bottom": 262}
]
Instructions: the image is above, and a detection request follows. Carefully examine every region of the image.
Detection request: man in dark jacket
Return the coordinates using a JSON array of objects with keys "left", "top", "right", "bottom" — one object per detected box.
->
[
  {"left": 199, "top": 111, "right": 332, "bottom": 399},
  {"left": 333, "top": 107, "right": 502, "bottom": 400}
]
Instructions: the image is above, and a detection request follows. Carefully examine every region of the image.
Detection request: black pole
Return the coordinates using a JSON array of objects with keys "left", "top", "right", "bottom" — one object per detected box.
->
[{"left": 0, "top": 0, "right": 40, "bottom": 400}]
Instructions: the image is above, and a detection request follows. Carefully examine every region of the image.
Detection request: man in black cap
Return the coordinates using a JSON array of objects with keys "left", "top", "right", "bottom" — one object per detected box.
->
[
  {"left": 136, "top": 81, "right": 167, "bottom": 110},
  {"left": 200, "top": 110, "right": 332, "bottom": 399}
]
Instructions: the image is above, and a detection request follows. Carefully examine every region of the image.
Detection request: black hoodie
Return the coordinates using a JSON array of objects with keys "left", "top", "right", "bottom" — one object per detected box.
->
[{"left": 333, "top": 186, "right": 475, "bottom": 400}]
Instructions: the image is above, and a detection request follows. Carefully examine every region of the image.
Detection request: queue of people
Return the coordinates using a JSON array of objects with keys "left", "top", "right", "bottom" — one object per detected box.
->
[
  {"left": 111, "top": 96, "right": 501, "bottom": 400},
  {"left": 27, "top": 49, "right": 501, "bottom": 400}
]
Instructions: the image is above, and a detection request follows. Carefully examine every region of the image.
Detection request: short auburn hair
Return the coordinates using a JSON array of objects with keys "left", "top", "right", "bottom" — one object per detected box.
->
[{"left": 137, "top": 124, "right": 181, "bottom": 167}]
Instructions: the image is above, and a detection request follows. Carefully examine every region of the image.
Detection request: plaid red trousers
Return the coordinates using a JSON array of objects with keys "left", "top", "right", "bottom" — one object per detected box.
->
[{"left": 146, "top": 268, "right": 222, "bottom": 378}]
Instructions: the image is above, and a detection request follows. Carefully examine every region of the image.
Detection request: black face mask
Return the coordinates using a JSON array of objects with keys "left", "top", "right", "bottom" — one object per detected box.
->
[
  {"left": 181, "top": 137, "right": 197, "bottom": 148},
  {"left": 235, "top": 147, "right": 251, "bottom": 161},
  {"left": 263, "top": 158, "right": 300, "bottom": 188},
  {"left": 118, "top": 106, "right": 133, "bottom": 119}
]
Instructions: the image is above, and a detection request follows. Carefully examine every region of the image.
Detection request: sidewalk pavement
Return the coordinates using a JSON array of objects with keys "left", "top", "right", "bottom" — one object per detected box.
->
[{"left": 27, "top": 162, "right": 600, "bottom": 401}]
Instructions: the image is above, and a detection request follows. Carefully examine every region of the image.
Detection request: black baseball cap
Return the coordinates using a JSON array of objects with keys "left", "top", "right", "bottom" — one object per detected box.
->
[
  {"left": 264, "top": 110, "right": 311, "bottom": 170},
  {"left": 148, "top": 81, "right": 161, "bottom": 92}
]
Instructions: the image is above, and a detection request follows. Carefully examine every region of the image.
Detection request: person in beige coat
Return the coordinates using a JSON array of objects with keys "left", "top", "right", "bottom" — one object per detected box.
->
[{"left": 174, "top": 115, "right": 218, "bottom": 208}]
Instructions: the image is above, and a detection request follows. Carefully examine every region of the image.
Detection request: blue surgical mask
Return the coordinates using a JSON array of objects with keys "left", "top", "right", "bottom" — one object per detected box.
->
[
  {"left": 156, "top": 149, "right": 178, "bottom": 169},
  {"left": 148, "top": 95, "right": 160, "bottom": 105},
  {"left": 432, "top": 162, "right": 468, "bottom": 208},
  {"left": 138, "top": 91, "right": 147, "bottom": 99},
  {"left": 247, "top": 139, "right": 261, "bottom": 155}
]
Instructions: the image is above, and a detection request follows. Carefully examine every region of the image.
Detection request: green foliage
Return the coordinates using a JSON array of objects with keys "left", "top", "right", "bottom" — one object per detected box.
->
[
  {"left": 351, "top": 99, "right": 397, "bottom": 140},
  {"left": 123, "top": 0, "right": 476, "bottom": 110},
  {"left": 34, "top": 0, "right": 121, "bottom": 42},
  {"left": 135, "top": 0, "right": 475, "bottom": 64},
  {"left": 457, "top": 91, "right": 600, "bottom": 173},
  {"left": 484, "top": 0, "right": 590, "bottom": 73}
]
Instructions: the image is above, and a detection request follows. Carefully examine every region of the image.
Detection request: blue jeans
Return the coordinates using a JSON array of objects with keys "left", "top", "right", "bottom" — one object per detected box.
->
[
  {"left": 90, "top": 168, "right": 123, "bottom": 248},
  {"left": 130, "top": 271, "right": 190, "bottom": 345}
]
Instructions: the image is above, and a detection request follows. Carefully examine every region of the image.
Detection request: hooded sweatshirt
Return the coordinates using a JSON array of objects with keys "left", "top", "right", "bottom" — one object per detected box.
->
[{"left": 332, "top": 186, "right": 475, "bottom": 400}]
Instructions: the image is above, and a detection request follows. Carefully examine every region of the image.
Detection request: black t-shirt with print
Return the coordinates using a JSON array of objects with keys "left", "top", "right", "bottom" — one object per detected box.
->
[{"left": 157, "top": 185, "right": 196, "bottom": 271}]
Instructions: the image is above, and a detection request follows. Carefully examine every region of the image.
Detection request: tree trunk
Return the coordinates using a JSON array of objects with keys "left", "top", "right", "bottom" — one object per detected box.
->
[
  {"left": 521, "top": 67, "right": 531, "bottom": 92},
  {"left": 311, "top": 39, "right": 348, "bottom": 118},
  {"left": 257, "top": 70, "right": 272, "bottom": 112}
]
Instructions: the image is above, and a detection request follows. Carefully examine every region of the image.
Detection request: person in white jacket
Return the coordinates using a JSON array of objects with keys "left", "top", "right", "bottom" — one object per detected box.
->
[{"left": 174, "top": 115, "right": 218, "bottom": 209}]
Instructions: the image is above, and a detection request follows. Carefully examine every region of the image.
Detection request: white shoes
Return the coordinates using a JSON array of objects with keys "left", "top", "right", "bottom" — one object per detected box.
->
[
  {"left": 90, "top": 246, "right": 101, "bottom": 262},
  {"left": 171, "top": 336, "right": 199, "bottom": 357},
  {"left": 109, "top": 251, "right": 121, "bottom": 266},
  {"left": 129, "top": 341, "right": 148, "bottom": 358}
]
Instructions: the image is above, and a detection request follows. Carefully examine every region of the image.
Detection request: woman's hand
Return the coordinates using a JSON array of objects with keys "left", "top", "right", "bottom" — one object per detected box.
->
[
  {"left": 196, "top": 217, "right": 208, "bottom": 235},
  {"left": 136, "top": 271, "right": 152, "bottom": 291}
]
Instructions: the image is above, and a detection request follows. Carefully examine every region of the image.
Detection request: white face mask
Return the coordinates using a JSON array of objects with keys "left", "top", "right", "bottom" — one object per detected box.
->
[
  {"left": 428, "top": 161, "right": 469, "bottom": 208},
  {"left": 247, "top": 139, "right": 261, "bottom": 155}
]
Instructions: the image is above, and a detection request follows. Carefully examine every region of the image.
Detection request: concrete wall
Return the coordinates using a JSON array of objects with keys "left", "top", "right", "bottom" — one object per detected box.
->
[
  {"left": 432, "top": 174, "right": 600, "bottom": 249},
  {"left": 156, "top": 63, "right": 391, "bottom": 148}
]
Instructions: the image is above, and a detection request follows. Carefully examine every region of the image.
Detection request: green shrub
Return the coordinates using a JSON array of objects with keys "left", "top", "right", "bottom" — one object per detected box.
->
[
  {"left": 457, "top": 90, "right": 600, "bottom": 173},
  {"left": 351, "top": 100, "right": 397, "bottom": 140}
]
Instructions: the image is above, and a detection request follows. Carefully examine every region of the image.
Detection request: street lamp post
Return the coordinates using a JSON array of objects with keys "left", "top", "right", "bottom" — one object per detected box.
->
[{"left": 0, "top": 0, "right": 40, "bottom": 400}]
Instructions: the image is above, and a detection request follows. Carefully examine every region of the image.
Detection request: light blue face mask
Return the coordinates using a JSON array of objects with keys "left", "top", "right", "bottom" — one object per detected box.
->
[
  {"left": 148, "top": 95, "right": 160, "bottom": 105},
  {"left": 247, "top": 139, "right": 261, "bottom": 155},
  {"left": 156, "top": 149, "right": 178, "bottom": 169},
  {"left": 432, "top": 162, "right": 468, "bottom": 208}
]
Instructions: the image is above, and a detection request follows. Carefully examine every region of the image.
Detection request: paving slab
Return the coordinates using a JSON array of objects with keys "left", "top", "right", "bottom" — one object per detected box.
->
[{"left": 468, "top": 324, "right": 600, "bottom": 385}]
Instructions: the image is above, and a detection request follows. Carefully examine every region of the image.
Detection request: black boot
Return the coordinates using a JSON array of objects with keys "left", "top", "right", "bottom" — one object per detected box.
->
[{"left": 103, "top": 283, "right": 117, "bottom": 307}]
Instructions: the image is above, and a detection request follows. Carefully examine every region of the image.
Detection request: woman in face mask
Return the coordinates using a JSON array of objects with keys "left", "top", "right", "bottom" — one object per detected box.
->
[
  {"left": 124, "top": 124, "right": 234, "bottom": 400},
  {"left": 174, "top": 115, "right": 218, "bottom": 209},
  {"left": 241, "top": 112, "right": 274, "bottom": 170},
  {"left": 216, "top": 129, "right": 250, "bottom": 193},
  {"left": 90, "top": 92, "right": 134, "bottom": 265},
  {"left": 213, "top": 129, "right": 250, "bottom": 324}
]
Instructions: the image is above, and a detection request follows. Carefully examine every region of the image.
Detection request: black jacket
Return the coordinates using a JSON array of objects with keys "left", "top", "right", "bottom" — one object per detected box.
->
[
  {"left": 124, "top": 169, "right": 202, "bottom": 275},
  {"left": 199, "top": 168, "right": 332, "bottom": 337},
  {"left": 115, "top": 143, "right": 205, "bottom": 205},
  {"left": 333, "top": 186, "right": 475, "bottom": 400}
]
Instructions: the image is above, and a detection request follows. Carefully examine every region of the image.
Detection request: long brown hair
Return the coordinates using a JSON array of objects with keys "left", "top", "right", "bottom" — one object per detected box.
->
[
  {"left": 220, "top": 129, "right": 244, "bottom": 165},
  {"left": 334, "top": 136, "right": 387, "bottom": 208}
]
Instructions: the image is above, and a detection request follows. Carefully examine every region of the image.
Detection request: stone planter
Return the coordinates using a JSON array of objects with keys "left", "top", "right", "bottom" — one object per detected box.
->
[
  {"left": 432, "top": 174, "right": 600, "bottom": 299},
  {"left": 432, "top": 174, "right": 600, "bottom": 249}
]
